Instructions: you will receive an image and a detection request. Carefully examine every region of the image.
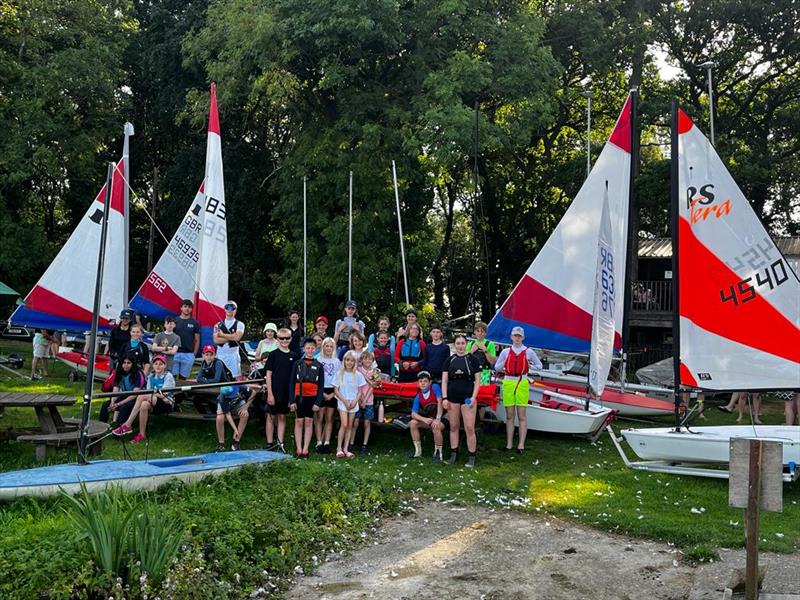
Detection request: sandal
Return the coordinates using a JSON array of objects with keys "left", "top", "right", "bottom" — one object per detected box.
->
[
  {"left": 345, "top": 451, "right": 355, "bottom": 459},
  {"left": 336, "top": 450, "right": 345, "bottom": 458}
]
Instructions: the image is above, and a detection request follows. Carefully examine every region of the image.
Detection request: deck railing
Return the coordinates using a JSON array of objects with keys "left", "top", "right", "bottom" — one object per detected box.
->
[{"left": 631, "top": 280, "right": 672, "bottom": 312}]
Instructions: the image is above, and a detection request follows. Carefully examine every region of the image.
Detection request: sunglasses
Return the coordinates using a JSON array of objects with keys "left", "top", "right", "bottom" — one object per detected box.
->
[
  {"left": 224, "top": 305, "right": 236, "bottom": 310},
  {"left": 277, "top": 336, "right": 291, "bottom": 341}
]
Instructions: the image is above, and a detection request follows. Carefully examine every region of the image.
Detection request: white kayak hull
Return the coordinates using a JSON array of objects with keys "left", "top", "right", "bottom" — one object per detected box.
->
[
  {"left": 622, "top": 426, "right": 800, "bottom": 465},
  {"left": 492, "top": 387, "right": 613, "bottom": 435}
]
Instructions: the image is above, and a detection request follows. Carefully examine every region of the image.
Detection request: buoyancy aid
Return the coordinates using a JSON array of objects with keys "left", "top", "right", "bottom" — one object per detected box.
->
[
  {"left": 504, "top": 348, "right": 529, "bottom": 377},
  {"left": 294, "top": 358, "right": 322, "bottom": 397},
  {"left": 415, "top": 388, "right": 438, "bottom": 410},
  {"left": 216, "top": 320, "right": 241, "bottom": 348}
]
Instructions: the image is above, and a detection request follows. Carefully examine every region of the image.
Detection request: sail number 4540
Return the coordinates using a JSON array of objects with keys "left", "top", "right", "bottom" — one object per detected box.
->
[{"left": 720, "top": 259, "right": 790, "bottom": 306}]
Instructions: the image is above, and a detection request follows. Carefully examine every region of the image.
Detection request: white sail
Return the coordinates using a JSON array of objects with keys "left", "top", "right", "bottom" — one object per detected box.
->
[
  {"left": 11, "top": 160, "right": 127, "bottom": 330},
  {"left": 487, "top": 96, "right": 631, "bottom": 351},
  {"left": 129, "top": 184, "right": 205, "bottom": 320},
  {"left": 677, "top": 108, "right": 800, "bottom": 390},
  {"left": 193, "top": 83, "right": 228, "bottom": 344},
  {"left": 588, "top": 187, "right": 617, "bottom": 397}
]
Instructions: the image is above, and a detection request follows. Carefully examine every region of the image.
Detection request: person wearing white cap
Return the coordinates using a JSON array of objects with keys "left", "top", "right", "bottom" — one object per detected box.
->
[
  {"left": 494, "top": 326, "right": 542, "bottom": 452},
  {"left": 254, "top": 323, "right": 279, "bottom": 367},
  {"left": 213, "top": 301, "right": 245, "bottom": 377}
]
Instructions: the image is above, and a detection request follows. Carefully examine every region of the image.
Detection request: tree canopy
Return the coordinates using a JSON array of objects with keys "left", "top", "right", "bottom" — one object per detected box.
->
[{"left": 1, "top": 0, "right": 797, "bottom": 327}]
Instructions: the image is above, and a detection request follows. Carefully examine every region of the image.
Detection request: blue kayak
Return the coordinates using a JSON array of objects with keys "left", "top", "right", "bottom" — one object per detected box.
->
[{"left": 0, "top": 450, "right": 288, "bottom": 500}]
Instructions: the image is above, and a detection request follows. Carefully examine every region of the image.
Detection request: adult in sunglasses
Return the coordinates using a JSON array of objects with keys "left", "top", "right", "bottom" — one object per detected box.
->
[
  {"left": 265, "top": 327, "right": 298, "bottom": 453},
  {"left": 213, "top": 300, "right": 245, "bottom": 377}
]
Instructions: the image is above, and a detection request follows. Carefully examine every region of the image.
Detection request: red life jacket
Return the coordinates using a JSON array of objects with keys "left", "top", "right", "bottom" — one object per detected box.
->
[
  {"left": 416, "top": 389, "right": 437, "bottom": 410},
  {"left": 504, "top": 348, "right": 529, "bottom": 377}
]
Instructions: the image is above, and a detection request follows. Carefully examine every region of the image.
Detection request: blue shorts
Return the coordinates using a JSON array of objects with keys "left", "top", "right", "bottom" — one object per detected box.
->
[
  {"left": 356, "top": 405, "right": 375, "bottom": 420},
  {"left": 172, "top": 352, "right": 195, "bottom": 378},
  {"left": 217, "top": 390, "right": 246, "bottom": 415}
]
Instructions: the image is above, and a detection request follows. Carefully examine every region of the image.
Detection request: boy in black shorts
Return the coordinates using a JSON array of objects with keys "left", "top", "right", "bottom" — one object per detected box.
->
[
  {"left": 290, "top": 338, "right": 325, "bottom": 457},
  {"left": 266, "top": 327, "right": 298, "bottom": 453}
]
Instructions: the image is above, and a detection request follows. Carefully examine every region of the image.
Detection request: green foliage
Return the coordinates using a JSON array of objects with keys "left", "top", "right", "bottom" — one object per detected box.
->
[
  {"left": 130, "top": 503, "right": 185, "bottom": 588},
  {"left": 684, "top": 543, "right": 720, "bottom": 564},
  {"left": 62, "top": 484, "right": 135, "bottom": 578}
]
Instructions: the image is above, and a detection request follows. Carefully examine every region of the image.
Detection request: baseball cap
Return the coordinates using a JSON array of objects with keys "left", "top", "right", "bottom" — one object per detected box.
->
[
  {"left": 345, "top": 300, "right": 357, "bottom": 309},
  {"left": 315, "top": 315, "right": 328, "bottom": 324},
  {"left": 152, "top": 354, "right": 167, "bottom": 364},
  {"left": 511, "top": 326, "right": 525, "bottom": 337},
  {"left": 417, "top": 370, "right": 432, "bottom": 380},
  {"left": 119, "top": 308, "right": 134, "bottom": 320},
  {"left": 263, "top": 322, "right": 278, "bottom": 333},
  {"left": 202, "top": 344, "right": 216, "bottom": 354},
  {"left": 224, "top": 300, "right": 237, "bottom": 310}
]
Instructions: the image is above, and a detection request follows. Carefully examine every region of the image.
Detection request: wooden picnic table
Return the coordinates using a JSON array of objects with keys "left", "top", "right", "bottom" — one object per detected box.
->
[{"left": 0, "top": 392, "right": 106, "bottom": 460}]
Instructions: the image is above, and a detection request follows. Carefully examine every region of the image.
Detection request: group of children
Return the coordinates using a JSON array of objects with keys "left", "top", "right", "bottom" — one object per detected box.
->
[{"left": 97, "top": 299, "right": 546, "bottom": 468}]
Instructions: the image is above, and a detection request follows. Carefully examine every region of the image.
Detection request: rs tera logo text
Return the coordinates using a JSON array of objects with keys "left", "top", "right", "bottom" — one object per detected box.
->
[{"left": 686, "top": 184, "right": 731, "bottom": 224}]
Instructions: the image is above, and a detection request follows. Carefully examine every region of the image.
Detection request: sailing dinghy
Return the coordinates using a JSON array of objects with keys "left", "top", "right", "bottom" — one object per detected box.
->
[
  {"left": 486, "top": 93, "right": 673, "bottom": 425},
  {"left": 618, "top": 102, "right": 800, "bottom": 480}
]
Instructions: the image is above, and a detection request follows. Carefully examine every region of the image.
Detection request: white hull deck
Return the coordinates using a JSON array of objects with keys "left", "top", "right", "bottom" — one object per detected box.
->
[
  {"left": 492, "top": 387, "right": 613, "bottom": 435},
  {"left": 622, "top": 425, "right": 800, "bottom": 465}
]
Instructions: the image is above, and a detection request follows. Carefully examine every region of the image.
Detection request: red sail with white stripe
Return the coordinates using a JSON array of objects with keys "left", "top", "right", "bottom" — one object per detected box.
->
[
  {"left": 10, "top": 161, "right": 127, "bottom": 331},
  {"left": 677, "top": 109, "right": 800, "bottom": 390},
  {"left": 487, "top": 96, "right": 632, "bottom": 351},
  {"left": 129, "top": 183, "right": 205, "bottom": 320},
  {"left": 193, "top": 83, "right": 228, "bottom": 344}
]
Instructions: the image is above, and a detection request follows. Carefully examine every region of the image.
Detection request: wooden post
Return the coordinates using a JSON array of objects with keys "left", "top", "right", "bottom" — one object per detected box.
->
[{"left": 745, "top": 439, "right": 762, "bottom": 600}]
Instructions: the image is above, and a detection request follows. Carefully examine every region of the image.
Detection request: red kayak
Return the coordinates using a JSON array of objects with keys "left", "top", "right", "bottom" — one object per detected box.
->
[
  {"left": 55, "top": 350, "right": 111, "bottom": 381},
  {"left": 373, "top": 380, "right": 498, "bottom": 410}
]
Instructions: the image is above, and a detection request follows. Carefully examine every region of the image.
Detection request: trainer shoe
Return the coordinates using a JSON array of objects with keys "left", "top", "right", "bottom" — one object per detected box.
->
[
  {"left": 466, "top": 455, "right": 476, "bottom": 468},
  {"left": 231, "top": 441, "right": 240, "bottom": 451},
  {"left": 215, "top": 443, "right": 226, "bottom": 452},
  {"left": 112, "top": 424, "right": 132, "bottom": 436},
  {"left": 278, "top": 443, "right": 287, "bottom": 454},
  {"left": 360, "top": 445, "right": 368, "bottom": 455},
  {"left": 407, "top": 449, "right": 422, "bottom": 459},
  {"left": 130, "top": 433, "right": 146, "bottom": 444},
  {"left": 446, "top": 452, "right": 458, "bottom": 465},
  {"left": 432, "top": 451, "right": 442, "bottom": 464}
]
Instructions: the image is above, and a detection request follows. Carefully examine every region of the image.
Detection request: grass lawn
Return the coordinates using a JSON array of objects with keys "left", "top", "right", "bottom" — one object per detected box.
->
[{"left": 0, "top": 339, "right": 797, "bottom": 598}]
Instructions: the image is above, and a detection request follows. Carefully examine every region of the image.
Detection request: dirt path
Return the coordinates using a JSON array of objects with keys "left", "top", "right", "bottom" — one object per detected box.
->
[{"left": 287, "top": 502, "right": 799, "bottom": 600}]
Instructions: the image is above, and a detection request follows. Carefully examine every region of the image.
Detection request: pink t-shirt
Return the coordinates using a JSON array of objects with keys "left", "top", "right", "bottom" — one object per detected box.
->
[{"left": 358, "top": 365, "right": 378, "bottom": 405}]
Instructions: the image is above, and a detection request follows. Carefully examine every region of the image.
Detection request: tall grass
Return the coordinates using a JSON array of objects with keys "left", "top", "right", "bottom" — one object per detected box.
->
[
  {"left": 62, "top": 484, "right": 134, "bottom": 578},
  {"left": 131, "top": 503, "right": 184, "bottom": 587}
]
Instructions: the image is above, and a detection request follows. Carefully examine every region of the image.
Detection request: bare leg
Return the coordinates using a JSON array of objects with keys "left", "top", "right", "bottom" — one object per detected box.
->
[
  {"left": 752, "top": 393, "right": 763, "bottom": 424},
  {"left": 323, "top": 407, "right": 335, "bottom": 443},
  {"left": 349, "top": 417, "right": 360, "bottom": 448},
  {"left": 277, "top": 414, "right": 286, "bottom": 443},
  {"left": 302, "top": 418, "right": 313, "bottom": 453},
  {"left": 293, "top": 416, "right": 303, "bottom": 453},
  {"left": 265, "top": 413, "right": 274, "bottom": 444},
  {"left": 504, "top": 404, "right": 515, "bottom": 449},
  {"left": 314, "top": 411, "right": 323, "bottom": 445},
  {"left": 124, "top": 395, "right": 149, "bottom": 428},
  {"left": 447, "top": 404, "right": 462, "bottom": 451},
  {"left": 516, "top": 405, "right": 527, "bottom": 449},
  {"left": 235, "top": 408, "right": 249, "bottom": 441},
  {"left": 462, "top": 403, "right": 477, "bottom": 453},
  {"left": 337, "top": 410, "right": 350, "bottom": 453},
  {"left": 215, "top": 412, "right": 225, "bottom": 444},
  {"left": 138, "top": 401, "right": 152, "bottom": 436},
  {"left": 362, "top": 419, "right": 371, "bottom": 447}
]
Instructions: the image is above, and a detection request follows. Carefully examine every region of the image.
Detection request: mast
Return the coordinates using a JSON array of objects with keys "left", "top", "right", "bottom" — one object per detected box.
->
[
  {"left": 670, "top": 98, "right": 682, "bottom": 430},
  {"left": 348, "top": 170, "right": 353, "bottom": 301},
  {"left": 620, "top": 89, "right": 639, "bottom": 385},
  {"left": 303, "top": 176, "right": 308, "bottom": 325},
  {"left": 122, "top": 123, "right": 134, "bottom": 304},
  {"left": 78, "top": 162, "right": 114, "bottom": 465},
  {"left": 392, "top": 160, "right": 410, "bottom": 306}
]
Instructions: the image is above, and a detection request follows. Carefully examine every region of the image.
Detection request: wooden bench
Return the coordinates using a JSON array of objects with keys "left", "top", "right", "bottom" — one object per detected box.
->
[{"left": 16, "top": 419, "right": 108, "bottom": 461}]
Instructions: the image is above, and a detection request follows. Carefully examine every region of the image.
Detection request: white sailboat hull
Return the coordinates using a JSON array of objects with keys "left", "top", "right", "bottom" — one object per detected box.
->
[
  {"left": 492, "top": 387, "right": 613, "bottom": 435},
  {"left": 622, "top": 426, "right": 800, "bottom": 465}
]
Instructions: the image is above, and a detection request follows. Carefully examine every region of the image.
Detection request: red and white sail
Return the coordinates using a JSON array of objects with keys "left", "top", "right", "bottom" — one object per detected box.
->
[
  {"left": 487, "top": 96, "right": 632, "bottom": 351},
  {"left": 193, "top": 83, "right": 228, "bottom": 343},
  {"left": 129, "top": 183, "right": 205, "bottom": 320},
  {"left": 588, "top": 187, "right": 617, "bottom": 397},
  {"left": 11, "top": 161, "right": 127, "bottom": 331},
  {"left": 677, "top": 109, "right": 800, "bottom": 390}
]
